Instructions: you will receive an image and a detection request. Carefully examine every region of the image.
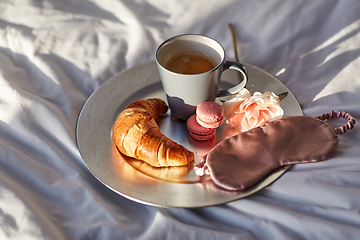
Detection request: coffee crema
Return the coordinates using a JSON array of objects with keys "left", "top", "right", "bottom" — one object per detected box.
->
[{"left": 164, "top": 51, "right": 217, "bottom": 75}]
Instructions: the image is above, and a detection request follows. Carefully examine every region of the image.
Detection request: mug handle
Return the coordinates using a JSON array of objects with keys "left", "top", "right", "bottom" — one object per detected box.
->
[{"left": 217, "top": 61, "right": 248, "bottom": 97}]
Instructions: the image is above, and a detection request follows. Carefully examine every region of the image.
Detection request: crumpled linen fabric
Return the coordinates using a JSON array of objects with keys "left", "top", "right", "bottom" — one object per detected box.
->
[{"left": 0, "top": 0, "right": 360, "bottom": 239}]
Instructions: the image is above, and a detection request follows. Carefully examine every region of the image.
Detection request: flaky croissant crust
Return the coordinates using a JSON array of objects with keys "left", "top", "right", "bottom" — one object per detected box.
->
[{"left": 112, "top": 98, "right": 194, "bottom": 167}]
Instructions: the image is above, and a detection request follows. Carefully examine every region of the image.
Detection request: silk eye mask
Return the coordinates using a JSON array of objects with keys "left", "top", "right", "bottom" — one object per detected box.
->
[{"left": 195, "top": 111, "right": 356, "bottom": 191}]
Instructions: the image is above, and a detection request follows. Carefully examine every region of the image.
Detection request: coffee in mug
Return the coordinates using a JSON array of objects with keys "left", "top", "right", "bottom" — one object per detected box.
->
[{"left": 164, "top": 50, "right": 217, "bottom": 75}]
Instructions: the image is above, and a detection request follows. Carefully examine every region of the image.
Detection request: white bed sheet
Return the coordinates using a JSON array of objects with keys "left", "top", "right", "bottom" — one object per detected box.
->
[{"left": 1, "top": 0, "right": 360, "bottom": 239}]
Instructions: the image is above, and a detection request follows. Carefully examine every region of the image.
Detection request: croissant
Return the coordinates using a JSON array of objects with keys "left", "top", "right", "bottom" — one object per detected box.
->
[{"left": 112, "top": 98, "right": 194, "bottom": 167}]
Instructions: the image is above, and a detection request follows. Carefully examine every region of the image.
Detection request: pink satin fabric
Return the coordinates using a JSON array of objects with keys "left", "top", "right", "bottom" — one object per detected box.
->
[{"left": 196, "top": 116, "right": 340, "bottom": 191}]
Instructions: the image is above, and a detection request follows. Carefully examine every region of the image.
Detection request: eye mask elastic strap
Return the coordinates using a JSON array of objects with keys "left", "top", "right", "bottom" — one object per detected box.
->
[{"left": 315, "top": 111, "right": 356, "bottom": 135}]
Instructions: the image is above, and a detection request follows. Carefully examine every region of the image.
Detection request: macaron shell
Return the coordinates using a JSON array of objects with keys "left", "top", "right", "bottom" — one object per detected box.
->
[
  {"left": 189, "top": 130, "right": 215, "bottom": 141},
  {"left": 187, "top": 115, "right": 216, "bottom": 141}
]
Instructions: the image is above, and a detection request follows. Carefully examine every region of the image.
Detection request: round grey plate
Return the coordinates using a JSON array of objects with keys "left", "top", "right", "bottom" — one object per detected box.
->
[{"left": 76, "top": 61, "right": 303, "bottom": 208}]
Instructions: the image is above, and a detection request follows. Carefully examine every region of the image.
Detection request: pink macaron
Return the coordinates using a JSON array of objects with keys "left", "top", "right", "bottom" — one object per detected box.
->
[
  {"left": 196, "top": 101, "right": 224, "bottom": 128},
  {"left": 187, "top": 115, "right": 216, "bottom": 141}
]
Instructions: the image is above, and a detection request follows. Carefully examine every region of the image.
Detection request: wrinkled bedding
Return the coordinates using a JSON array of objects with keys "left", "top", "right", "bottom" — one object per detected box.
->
[{"left": 1, "top": 0, "right": 360, "bottom": 239}]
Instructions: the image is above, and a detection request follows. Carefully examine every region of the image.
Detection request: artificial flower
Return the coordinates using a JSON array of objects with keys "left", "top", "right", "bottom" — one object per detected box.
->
[{"left": 224, "top": 90, "right": 284, "bottom": 132}]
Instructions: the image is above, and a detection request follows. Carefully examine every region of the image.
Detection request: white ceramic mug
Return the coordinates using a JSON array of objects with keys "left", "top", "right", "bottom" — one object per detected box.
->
[{"left": 156, "top": 34, "right": 248, "bottom": 120}]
